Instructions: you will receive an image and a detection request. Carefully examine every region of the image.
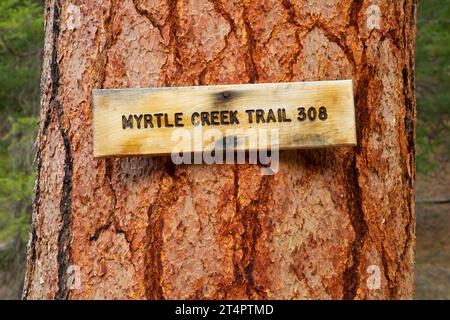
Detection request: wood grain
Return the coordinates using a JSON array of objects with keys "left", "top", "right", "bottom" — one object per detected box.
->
[{"left": 93, "top": 80, "right": 356, "bottom": 157}]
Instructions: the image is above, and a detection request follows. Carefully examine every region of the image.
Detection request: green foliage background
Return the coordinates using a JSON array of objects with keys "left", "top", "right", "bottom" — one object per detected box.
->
[
  {"left": 0, "top": 0, "right": 43, "bottom": 298},
  {"left": 416, "top": 0, "right": 450, "bottom": 172},
  {"left": 0, "top": 0, "right": 42, "bottom": 244},
  {"left": 0, "top": 0, "right": 448, "bottom": 299}
]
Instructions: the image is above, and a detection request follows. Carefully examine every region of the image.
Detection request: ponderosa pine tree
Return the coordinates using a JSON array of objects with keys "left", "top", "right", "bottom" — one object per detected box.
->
[{"left": 24, "top": 0, "right": 416, "bottom": 299}]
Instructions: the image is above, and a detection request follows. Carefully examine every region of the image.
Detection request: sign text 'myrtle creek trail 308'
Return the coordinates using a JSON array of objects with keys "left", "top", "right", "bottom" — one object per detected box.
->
[
  {"left": 92, "top": 80, "right": 356, "bottom": 157},
  {"left": 121, "top": 107, "right": 322, "bottom": 129}
]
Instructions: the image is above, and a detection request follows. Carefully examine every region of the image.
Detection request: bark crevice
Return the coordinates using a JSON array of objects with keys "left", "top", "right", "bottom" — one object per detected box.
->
[
  {"left": 163, "top": 0, "right": 183, "bottom": 85},
  {"left": 49, "top": 0, "right": 74, "bottom": 300},
  {"left": 242, "top": 6, "right": 259, "bottom": 83}
]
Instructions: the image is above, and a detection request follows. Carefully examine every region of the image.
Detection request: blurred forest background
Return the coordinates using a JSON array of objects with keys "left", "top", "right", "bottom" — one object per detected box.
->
[{"left": 0, "top": 0, "right": 448, "bottom": 299}]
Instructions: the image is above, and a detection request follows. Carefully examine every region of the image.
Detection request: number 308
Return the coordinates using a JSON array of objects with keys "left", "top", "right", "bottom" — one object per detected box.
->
[{"left": 297, "top": 106, "right": 328, "bottom": 121}]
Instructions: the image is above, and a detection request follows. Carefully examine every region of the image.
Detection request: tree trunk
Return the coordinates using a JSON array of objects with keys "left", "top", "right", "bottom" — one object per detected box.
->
[{"left": 23, "top": 0, "right": 416, "bottom": 299}]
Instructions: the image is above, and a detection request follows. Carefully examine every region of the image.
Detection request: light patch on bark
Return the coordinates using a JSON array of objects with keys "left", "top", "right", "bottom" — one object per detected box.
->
[
  {"left": 66, "top": 4, "right": 82, "bottom": 31},
  {"left": 366, "top": 4, "right": 381, "bottom": 30}
]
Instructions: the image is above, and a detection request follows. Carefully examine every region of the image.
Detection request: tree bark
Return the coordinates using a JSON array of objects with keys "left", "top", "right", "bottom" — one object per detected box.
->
[{"left": 23, "top": 0, "right": 417, "bottom": 299}]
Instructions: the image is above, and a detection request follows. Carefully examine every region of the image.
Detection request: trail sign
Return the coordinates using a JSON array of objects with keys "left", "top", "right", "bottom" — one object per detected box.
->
[{"left": 92, "top": 80, "right": 356, "bottom": 157}]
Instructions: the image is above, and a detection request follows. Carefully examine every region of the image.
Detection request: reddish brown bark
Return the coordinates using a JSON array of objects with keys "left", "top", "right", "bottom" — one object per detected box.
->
[{"left": 24, "top": 0, "right": 416, "bottom": 299}]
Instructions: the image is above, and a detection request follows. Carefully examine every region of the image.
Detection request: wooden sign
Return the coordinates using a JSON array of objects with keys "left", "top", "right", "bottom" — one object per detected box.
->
[{"left": 92, "top": 80, "right": 356, "bottom": 157}]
